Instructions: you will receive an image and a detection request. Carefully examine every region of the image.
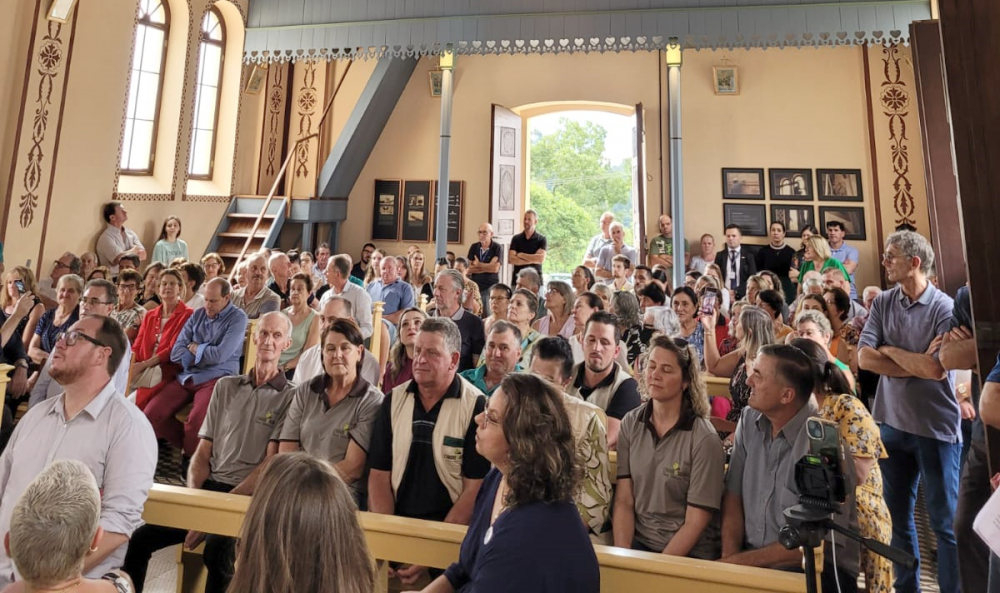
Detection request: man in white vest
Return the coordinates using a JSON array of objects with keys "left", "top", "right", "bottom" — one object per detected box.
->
[
  {"left": 566, "top": 311, "right": 641, "bottom": 450},
  {"left": 367, "top": 317, "right": 489, "bottom": 588}
]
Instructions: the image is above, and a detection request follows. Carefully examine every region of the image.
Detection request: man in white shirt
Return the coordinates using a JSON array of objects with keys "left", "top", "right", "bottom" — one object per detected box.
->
[
  {"left": 689, "top": 234, "right": 715, "bottom": 274},
  {"left": 583, "top": 212, "right": 615, "bottom": 270},
  {"left": 293, "top": 297, "right": 380, "bottom": 386},
  {"left": 95, "top": 202, "right": 146, "bottom": 276},
  {"left": 319, "top": 255, "right": 373, "bottom": 339},
  {"left": 595, "top": 222, "right": 639, "bottom": 281}
]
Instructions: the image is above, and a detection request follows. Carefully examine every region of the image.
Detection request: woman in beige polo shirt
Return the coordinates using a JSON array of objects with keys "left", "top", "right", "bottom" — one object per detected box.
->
[{"left": 613, "top": 335, "right": 725, "bottom": 559}]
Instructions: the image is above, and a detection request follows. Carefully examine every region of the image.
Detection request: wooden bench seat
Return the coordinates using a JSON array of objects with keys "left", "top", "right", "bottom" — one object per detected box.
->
[{"left": 143, "top": 485, "right": 805, "bottom": 593}]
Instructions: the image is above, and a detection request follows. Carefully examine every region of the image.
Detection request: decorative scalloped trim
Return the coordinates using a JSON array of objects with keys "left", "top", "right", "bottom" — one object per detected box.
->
[{"left": 243, "top": 31, "right": 911, "bottom": 64}]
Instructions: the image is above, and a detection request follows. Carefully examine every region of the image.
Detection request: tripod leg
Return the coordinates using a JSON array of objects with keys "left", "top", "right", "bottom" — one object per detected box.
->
[{"left": 802, "top": 545, "right": 820, "bottom": 593}]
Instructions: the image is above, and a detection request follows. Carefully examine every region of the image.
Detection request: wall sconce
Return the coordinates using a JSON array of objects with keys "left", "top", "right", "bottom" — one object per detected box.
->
[
  {"left": 665, "top": 37, "right": 682, "bottom": 67},
  {"left": 439, "top": 47, "right": 454, "bottom": 70},
  {"left": 47, "top": 0, "right": 79, "bottom": 23}
]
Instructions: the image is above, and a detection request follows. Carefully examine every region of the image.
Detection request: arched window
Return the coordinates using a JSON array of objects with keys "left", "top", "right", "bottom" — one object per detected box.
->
[
  {"left": 188, "top": 7, "right": 225, "bottom": 179},
  {"left": 120, "top": 0, "right": 169, "bottom": 175}
]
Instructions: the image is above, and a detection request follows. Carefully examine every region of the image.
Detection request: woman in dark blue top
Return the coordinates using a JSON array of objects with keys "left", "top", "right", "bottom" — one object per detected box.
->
[{"left": 420, "top": 373, "right": 600, "bottom": 593}]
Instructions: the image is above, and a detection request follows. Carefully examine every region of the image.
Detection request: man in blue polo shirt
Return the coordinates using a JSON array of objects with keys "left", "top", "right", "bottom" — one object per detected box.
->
[
  {"left": 826, "top": 220, "right": 859, "bottom": 299},
  {"left": 858, "top": 230, "right": 958, "bottom": 593},
  {"left": 366, "top": 254, "right": 415, "bottom": 324}
]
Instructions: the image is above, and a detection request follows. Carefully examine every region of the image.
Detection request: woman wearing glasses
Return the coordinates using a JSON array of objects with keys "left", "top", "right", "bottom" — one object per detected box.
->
[
  {"left": 613, "top": 336, "right": 725, "bottom": 559},
  {"left": 419, "top": 373, "right": 599, "bottom": 593},
  {"left": 113, "top": 269, "right": 146, "bottom": 343},
  {"left": 130, "top": 269, "right": 193, "bottom": 409},
  {"left": 278, "top": 319, "right": 383, "bottom": 506},
  {"left": 532, "top": 280, "right": 575, "bottom": 339},
  {"left": 482, "top": 284, "right": 511, "bottom": 335},
  {"left": 28, "top": 274, "right": 83, "bottom": 369}
]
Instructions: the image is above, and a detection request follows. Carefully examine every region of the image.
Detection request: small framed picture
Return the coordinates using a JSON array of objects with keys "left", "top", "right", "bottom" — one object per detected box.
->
[
  {"left": 713, "top": 66, "right": 739, "bottom": 95},
  {"left": 722, "top": 168, "right": 765, "bottom": 200},
  {"left": 819, "top": 206, "right": 867, "bottom": 240},
  {"left": 770, "top": 205, "right": 816, "bottom": 238},
  {"left": 770, "top": 168, "right": 814, "bottom": 200},
  {"left": 429, "top": 71, "right": 443, "bottom": 97},
  {"left": 244, "top": 64, "right": 268, "bottom": 95},
  {"left": 817, "top": 169, "right": 864, "bottom": 202},
  {"left": 723, "top": 203, "right": 767, "bottom": 237}
]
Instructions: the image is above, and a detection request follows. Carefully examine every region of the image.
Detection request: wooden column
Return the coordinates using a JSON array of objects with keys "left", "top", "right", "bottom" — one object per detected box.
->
[
  {"left": 910, "top": 20, "right": 965, "bottom": 296},
  {"left": 938, "top": 0, "right": 1000, "bottom": 469}
]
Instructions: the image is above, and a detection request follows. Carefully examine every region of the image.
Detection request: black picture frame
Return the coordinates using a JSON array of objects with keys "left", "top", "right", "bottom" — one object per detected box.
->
[
  {"left": 401, "top": 180, "right": 432, "bottom": 242},
  {"left": 819, "top": 206, "right": 867, "bottom": 240},
  {"left": 723, "top": 203, "right": 767, "bottom": 237},
  {"left": 816, "top": 169, "right": 864, "bottom": 202},
  {"left": 769, "top": 168, "right": 814, "bottom": 200},
  {"left": 721, "top": 168, "right": 765, "bottom": 200},
  {"left": 431, "top": 180, "right": 464, "bottom": 244},
  {"left": 371, "top": 179, "right": 401, "bottom": 241},
  {"left": 770, "top": 204, "right": 816, "bottom": 238}
]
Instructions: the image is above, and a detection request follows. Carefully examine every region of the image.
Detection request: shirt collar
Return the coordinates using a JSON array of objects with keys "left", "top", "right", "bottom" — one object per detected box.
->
[
  {"left": 573, "top": 362, "right": 619, "bottom": 390},
  {"left": 48, "top": 379, "right": 119, "bottom": 422},
  {"left": 406, "top": 374, "right": 462, "bottom": 400},
  {"left": 755, "top": 397, "right": 818, "bottom": 441},
  {"left": 638, "top": 400, "right": 697, "bottom": 441},
  {"left": 894, "top": 282, "right": 938, "bottom": 307},
  {"left": 240, "top": 368, "right": 289, "bottom": 391},
  {"left": 309, "top": 372, "right": 370, "bottom": 400}
]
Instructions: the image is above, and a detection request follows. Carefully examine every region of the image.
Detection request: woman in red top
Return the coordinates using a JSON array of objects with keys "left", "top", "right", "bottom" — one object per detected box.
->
[{"left": 131, "top": 269, "right": 194, "bottom": 409}]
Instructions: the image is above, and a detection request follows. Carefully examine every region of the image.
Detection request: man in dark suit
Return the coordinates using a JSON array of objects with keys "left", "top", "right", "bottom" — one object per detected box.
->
[{"left": 714, "top": 224, "right": 757, "bottom": 299}]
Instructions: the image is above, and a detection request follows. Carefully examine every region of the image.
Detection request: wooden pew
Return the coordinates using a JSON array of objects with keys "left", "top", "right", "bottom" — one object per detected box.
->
[
  {"left": 143, "top": 485, "right": 805, "bottom": 593},
  {"left": 706, "top": 376, "right": 730, "bottom": 399}
]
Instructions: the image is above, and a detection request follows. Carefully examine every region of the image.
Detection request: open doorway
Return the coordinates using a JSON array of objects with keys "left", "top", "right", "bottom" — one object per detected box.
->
[{"left": 525, "top": 110, "right": 638, "bottom": 280}]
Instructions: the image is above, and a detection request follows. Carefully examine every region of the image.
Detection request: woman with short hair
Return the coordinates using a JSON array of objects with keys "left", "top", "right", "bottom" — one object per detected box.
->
[
  {"left": 131, "top": 269, "right": 193, "bottom": 409},
  {"left": 6, "top": 459, "right": 134, "bottom": 593},
  {"left": 533, "top": 280, "right": 575, "bottom": 339},
  {"left": 382, "top": 308, "right": 427, "bottom": 394},
  {"left": 28, "top": 274, "right": 82, "bottom": 367},
  {"left": 228, "top": 452, "right": 375, "bottom": 593},
  {"left": 506, "top": 288, "right": 542, "bottom": 366},
  {"left": 139, "top": 263, "right": 164, "bottom": 310},
  {"left": 792, "top": 309, "right": 856, "bottom": 392},
  {"left": 420, "top": 373, "right": 600, "bottom": 593},
  {"left": 614, "top": 336, "right": 725, "bottom": 559},
  {"left": 796, "top": 235, "right": 849, "bottom": 294},
  {"left": 278, "top": 319, "right": 383, "bottom": 502}
]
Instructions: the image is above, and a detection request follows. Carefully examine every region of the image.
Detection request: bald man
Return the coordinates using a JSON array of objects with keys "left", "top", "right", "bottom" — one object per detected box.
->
[{"left": 467, "top": 222, "right": 504, "bottom": 314}]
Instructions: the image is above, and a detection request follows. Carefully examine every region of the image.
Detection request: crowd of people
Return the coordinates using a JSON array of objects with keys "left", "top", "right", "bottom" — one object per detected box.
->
[{"left": 0, "top": 201, "right": 994, "bottom": 593}]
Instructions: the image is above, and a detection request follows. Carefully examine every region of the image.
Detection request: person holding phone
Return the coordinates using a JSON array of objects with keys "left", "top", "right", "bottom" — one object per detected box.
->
[{"left": 1, "top": 268, "right": 44, "bottom": 355}]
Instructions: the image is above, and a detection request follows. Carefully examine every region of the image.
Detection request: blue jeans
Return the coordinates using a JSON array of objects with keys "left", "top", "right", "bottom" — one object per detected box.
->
[{"left": 879, "top": 424, "right": 961, "bottom": 593}]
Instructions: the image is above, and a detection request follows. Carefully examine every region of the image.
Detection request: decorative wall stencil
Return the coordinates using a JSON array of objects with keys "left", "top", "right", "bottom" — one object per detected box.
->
[
  {"left": 295, "top": 62, "right": 316, "bottom": 178},
  {"left": 863, "top": 43, "right": 929, "bottom": 250},
  {"left": 880, "top": 44, "right": 916, "bottom": 229},
  {"left": 19, "top": 21, "right": 65, "bottom": 228},
  {"left": 256, "top": 62, "right": 289, "bottom": 194}
]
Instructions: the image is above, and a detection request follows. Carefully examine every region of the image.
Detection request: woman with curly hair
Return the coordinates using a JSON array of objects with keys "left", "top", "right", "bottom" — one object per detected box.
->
[
  {"left": 614, "top": 335, "right": 725, "bottom": 559},
  {"left": 421, "top": 373, "right": 599, "bottom": 593}
]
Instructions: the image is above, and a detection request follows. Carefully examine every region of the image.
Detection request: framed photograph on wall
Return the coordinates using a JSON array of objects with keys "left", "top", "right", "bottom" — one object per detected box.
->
[
  {"left": 402, "top": 180, "right": 433, "bottom": 242},
  {"left": 722, "top": 168, "right": 765, "bottom": 200},
  {"left": 770, "top": 204, "right": 816, "bottom": 238},
  {"left": 713, "top": 66, "right": 739, "bottom": 95},
  {"left": 371, "top": 179, "right": 401, "bottom": 241},
  {"left": 819, "top": 206, "right": 867, "bottom": 240},
  {"left": 431, "top": 180, "right": 464, "bottom": 244},
  {"left": 723, "top": 203, "right": 767, "bottom": 237},
  {"left": 429, "top": 71, "right": 443, "bottom": 97},
  {"left": 769, "top": 169, "right": 814, "bottom": 200},
  {"left": 817, "top": 169, "right": 864, "bottom": 202}
]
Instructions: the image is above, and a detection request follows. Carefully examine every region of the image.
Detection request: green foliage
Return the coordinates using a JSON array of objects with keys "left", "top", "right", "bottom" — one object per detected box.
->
[{"left": 529, "top": 117, "right": 633, "bottom": 274}]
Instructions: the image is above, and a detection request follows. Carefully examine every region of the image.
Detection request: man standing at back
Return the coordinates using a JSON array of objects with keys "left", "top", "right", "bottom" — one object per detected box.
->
[
  {"left": 647, "top": 214, "right": 689, "bottom": 280},
  {"left": 368, "top": 318, "right": 489, "bottom": 588},
  {"left": 0, "top": 315, "right": 156, "bottom": 586},
  {"left": 467, "top": 223, "right": 503, "bottom": 314},
  {"left": 509, "top": 209, "right": 547, "bottom": 278},
  {"left": 583, "top": 212, "right": 615, "bottom": 270},
  {"left": 313, "top": 243, "right": 331, "bottom": 278},
  {"left": 596, "top": 222, "right": 638, "bottom": 281},
  {"left": 96, "top": 202, "right": 147, "bottom": 277},
  {"left": 826, "top": 220, "right": 859, "bottom": 299},
  {"left": 858, "top": 230, "right": 958, "bottom": 593},
  {"left": 714, "top": 224, "right": 756, "bottom": 299}
]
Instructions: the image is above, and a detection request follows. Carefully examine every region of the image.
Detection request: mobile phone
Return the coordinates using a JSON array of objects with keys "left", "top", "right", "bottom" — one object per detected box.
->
[
  {"left": 806, "top": 417, "right": 840, "bottom": 464},
  {"left": 700, "top": 288, "right": 718, "bottom": 316},
  {"left": 13, "top": 280, "right": 25, "bottom": 295}
]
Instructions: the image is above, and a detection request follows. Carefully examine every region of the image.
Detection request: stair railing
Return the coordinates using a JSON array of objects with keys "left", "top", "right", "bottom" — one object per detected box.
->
[{"left": 228, "top": 59, "right": 354, "bottom": 282}]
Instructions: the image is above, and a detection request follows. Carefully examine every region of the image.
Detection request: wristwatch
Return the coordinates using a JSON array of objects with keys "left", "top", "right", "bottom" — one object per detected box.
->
[{"left": 14, "top": 359, "right": 28, "bottom": 370}]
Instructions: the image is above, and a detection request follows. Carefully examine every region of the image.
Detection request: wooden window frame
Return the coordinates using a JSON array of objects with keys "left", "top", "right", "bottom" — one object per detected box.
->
[
  {"left": 188, "top": 6, "right": 226, "bottom": 180},
  {"left": 120, "top": 0, "right": 170, "bottom": 176}
]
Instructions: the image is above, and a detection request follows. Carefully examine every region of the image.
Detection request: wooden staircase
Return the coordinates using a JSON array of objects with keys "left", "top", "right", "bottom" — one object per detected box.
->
[{"left": 206, "top": 196, "right": 287, "bottom": 273}]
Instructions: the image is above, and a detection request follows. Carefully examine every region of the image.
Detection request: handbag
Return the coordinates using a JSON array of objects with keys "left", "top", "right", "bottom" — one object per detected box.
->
[{"left": 132, "top": 365, "right": 162, "bottom": 390}]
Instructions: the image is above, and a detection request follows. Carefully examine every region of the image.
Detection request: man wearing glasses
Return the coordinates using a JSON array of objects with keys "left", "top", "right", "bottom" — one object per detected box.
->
[
  {"left": 29, "top": 280, "right": 132, "bottom": 407},
  {"left": 36, "top": 252, "right": 81, "bottom": 307},
  {"left": 859, "top": 230, "right": 959, "bottom": 593},
  {"left": 0, "top": 315, "right": 157, "bottom": 587},
  {"left": 467, "top": 223, "right": 503, "bottom": 315}
]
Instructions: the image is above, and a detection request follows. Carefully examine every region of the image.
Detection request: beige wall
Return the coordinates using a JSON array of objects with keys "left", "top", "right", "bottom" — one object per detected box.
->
[
  {"left": 681, "top": 47, "right": 882, "bottom": 290},
  {"left": 0, "top": 0, "right": 38, "bottom": 212},
  {"left": 339, "top": 51, "right": 667, "bottom": 262}
]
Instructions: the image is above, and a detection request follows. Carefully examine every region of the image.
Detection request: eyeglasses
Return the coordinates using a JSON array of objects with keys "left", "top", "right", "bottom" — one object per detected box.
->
[
  {"left": 482, "top": 410, "right": 502, "bottom": 427},
  {"left": 117, "top": 284, "right": 137, "bottom": 291},
  {"left": 55, "top": 330, "right": 107, "bottom": 348},
  {"left": 53, "top": 261, "right": 69, "bottom": 270},
  {"left": 82, "top": 298, "right": 112, "bottom": 307},
  {"left": 881, "top": 252, "right": 903, "bottom": 262}
]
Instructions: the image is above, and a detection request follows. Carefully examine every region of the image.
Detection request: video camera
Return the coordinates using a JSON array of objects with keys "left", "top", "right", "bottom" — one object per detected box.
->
[{"left": 794, "top": 417, "right": 848, "bottom": 513}]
